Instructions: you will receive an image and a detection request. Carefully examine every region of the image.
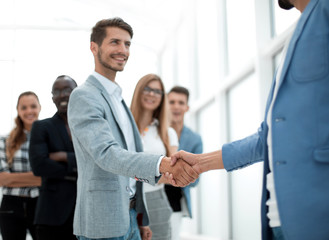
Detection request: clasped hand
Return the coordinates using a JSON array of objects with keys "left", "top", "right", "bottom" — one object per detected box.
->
[{"left": 160, "top": 151, "right": 201, "bottom": 187}]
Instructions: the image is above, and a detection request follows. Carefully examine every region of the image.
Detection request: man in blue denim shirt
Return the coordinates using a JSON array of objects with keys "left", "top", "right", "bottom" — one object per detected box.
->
[
  {"left": 165, "top": 86, "right": 203, "bottom": 240},
  {"left": 172, "top": 0, "right": 329, "bottom": 239}
]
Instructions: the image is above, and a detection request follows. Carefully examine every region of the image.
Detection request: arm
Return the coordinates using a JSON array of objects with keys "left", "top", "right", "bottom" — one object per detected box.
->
[
  {"left": 139, "top": 226, "right": 152, "bottom": 240},
  {"left": 172, "top": 129, "right": 266, "bottom": 173},
  {"left": 29, "top": 121, "right": 76, "bottom": 178},
  {"left": 0, "top": 171, "right": 41, "bottom": 187},
  {"left": 68, "top": 89, "right": 197, "bottom": 186},
  {"left": 171, "top": 150, "right": 223, "bottom": 174}
]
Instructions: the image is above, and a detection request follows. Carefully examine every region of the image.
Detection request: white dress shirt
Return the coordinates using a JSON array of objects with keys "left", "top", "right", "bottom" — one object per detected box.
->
[
  {"left": 266, "top": 31, "right": 294, "bottom": 227},
  {"left": 92, "top": 71, "right": 137, "bottom": 197},
  {"left": 141, "top": 119, "right": 178, "bottom": 192}
]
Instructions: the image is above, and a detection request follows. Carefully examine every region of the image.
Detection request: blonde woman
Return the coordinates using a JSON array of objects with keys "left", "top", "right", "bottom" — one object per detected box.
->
[
  {"left": 131, "top": 74, "right": 178, "bottom": 240},
  {"left": 0, "top": 91, "right": 41, "bottom": 240}
]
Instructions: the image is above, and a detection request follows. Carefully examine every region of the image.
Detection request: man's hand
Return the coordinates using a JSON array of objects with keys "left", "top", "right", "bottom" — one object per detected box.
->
[
  {"left": 171, "top": 150, "right": 224, "bottom": 174},
  {"left": 139, "top": 226, "right": 152, "bottom": 240},
  {"left": 159, "top": 157, "right": 199, "bottom": 187},
  {"left": 171, "top": 150, "right": 202, "bottom": 174},
  {"left": 49, "top": 152, "right": 67, "bottom": 162}
]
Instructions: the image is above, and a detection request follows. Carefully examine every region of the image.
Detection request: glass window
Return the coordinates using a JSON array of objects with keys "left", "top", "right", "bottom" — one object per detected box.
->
[
  {"left": 197, "top": 101, "right": 230, "bottom": 239},
  {"left": 195, "top": 0, "right": 221, "bottom": 99},
  {"left": 226, "top": 0, "right": 256, "bottom": 74},
  {"left": 0, "top": 61, "right": 15, "bottom": 135},
  {"left": 0, "top": 30, "right": 15, "bottom": 60},
  {"left": 227, "top": 74, "right": 263, "bottom": 240}
]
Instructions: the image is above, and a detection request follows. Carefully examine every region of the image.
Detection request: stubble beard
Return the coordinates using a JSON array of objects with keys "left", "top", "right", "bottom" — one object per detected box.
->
[{"left": 97, "top": 48, "right": 125, "bottom": 73}]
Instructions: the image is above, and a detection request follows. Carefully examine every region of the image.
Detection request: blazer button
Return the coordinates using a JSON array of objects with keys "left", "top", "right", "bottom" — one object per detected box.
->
[
  {"left": 126, "top": 186, "right": 129, "bottom": 192},
  {"left": 275, "top": 161, "right": 287, "bottom": 165},
  {"left": 275, "top": 117, "right": 285, "bottom": 122}
]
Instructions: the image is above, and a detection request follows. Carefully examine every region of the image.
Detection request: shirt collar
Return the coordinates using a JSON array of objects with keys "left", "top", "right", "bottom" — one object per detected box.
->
[
  {"left": 92, "top": 71, "right": 123, "bottom": 101},
  {"left": 150, "top": 118, "right": 159, "bottom": 126}
]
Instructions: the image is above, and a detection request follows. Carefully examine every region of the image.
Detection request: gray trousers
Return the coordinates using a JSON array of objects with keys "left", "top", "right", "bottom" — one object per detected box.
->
[{"left": 145, "top": 189, "right": 173, "bottom": 240}]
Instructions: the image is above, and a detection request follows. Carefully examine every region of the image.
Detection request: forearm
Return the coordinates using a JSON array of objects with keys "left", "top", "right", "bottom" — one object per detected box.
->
[
  {"left": 197, "top": 150, "right": 223, "bottom": 173},
  {"left": 2, "top": 172, "right": 41, "bottom": 187}
]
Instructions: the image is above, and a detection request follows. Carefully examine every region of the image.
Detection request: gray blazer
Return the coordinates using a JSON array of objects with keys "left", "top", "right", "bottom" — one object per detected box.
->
[{"left": 68, "top": 75, "right": 161, "bottom": 239}]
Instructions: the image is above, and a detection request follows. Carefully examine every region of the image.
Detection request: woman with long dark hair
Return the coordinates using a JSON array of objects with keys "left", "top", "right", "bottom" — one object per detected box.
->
[
  {"left": 0, "top": 91, "right": 41, "bottom": 240},
  {"left": 131, "top": 74, "right": 178, "bottom": 240}
]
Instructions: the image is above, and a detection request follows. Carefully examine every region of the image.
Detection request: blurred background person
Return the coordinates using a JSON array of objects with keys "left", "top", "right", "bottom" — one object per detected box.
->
[
  {"left": 29, "top": 75, "right": 78, "bottom": 240},
  {"left": 165, "top": 86, "right": 203, "bottom": 240},
  {"left": 0, "top": 91, "right": 42, "bottom": 240},
  {"left": 131, "top": 74, "right": 178, "bottom": 240}
]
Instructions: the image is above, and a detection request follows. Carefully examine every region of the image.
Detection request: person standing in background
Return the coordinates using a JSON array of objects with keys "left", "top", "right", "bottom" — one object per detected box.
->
[
  {"left": 165, "top": 86, "right": 203, "bottom": 240},
  {"left": 29, "top": 75, "right": 78, "bottom": 240},
  {"left": 130, "top": 74, "right": 178, "bottom": 240},
  {"left": 0, "top": 91, "right": 42, "bottom": 240}
]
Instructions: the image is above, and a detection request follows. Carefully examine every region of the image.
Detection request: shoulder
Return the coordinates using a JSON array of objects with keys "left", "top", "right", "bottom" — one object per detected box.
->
[
  {"left": 32, "top": 117, "right": 54, "bottom": 129},
  {"left": 182, "top": 126, "right": 201, "bottom": 140}
]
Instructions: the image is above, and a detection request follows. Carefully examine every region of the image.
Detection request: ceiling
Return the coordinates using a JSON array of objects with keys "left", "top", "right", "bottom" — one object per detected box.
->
[{"left": 0, "top": 0, "right": 189, "bottom": 53}]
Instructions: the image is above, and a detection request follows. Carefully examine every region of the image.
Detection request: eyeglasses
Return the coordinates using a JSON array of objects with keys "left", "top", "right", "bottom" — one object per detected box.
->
[
  {"left": 143, "top": 86, "right": 163, "bottom": 98},
  {"left": 52, "top": 88, "right": 73, "bottom": 97}
]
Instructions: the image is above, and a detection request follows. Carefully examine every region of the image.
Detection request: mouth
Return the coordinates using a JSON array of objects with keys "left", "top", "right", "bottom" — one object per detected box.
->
[
  {"left": 112, "top": 54, "right": 127, "bottom": 63},
  {"left": 144, "top": 98, "right": 157, "bottom": 105},
  {"left": 25, "top": 114, "right": 36, "bottom": 120},
  {"left": 60, "top": 101, "right": 68, "bottom": 107},
  {"left": 172, "top": 111, "right": 181, "bottom": 116}
]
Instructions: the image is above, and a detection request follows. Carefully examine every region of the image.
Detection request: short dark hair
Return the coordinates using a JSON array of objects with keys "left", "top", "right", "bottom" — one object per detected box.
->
[
  {"left": 90, "top": 17, "right": 133, "bottom": 46},
  {"left": 168, "top": 86, "right": 190, "bottom": 102},
  {"left": 55, "top": 75, "right": 77, "bottom": 87}
]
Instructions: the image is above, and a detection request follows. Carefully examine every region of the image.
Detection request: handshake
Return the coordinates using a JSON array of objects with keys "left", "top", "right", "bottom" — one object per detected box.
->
[{"left": 159, "top": 150, "right": 223, "bottom": 187}]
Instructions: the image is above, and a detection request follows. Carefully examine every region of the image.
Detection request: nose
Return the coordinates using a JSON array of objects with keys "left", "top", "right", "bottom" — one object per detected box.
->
[{"left": 118, "top": 42, "right": 129, "bottom": 55}]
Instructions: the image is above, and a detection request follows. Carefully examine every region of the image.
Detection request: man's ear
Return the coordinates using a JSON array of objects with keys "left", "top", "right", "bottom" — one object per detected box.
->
[
  {"left": 90, "top": 42, "right": 98, "bottom": 55},
  {"left": 186, "top": 105, "right": 190, "bottom": 113}
]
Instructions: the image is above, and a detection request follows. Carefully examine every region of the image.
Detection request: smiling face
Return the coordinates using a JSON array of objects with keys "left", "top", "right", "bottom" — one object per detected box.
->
[
  {"left": 17, "top": 94, "right": 41, "bottom": 130},
  {"left": 141, "top": 80, "right": 163, "bottom": 112},
  {"left": 168, "top": 92, "right": 189, "bottom": 125},
  {"left": 91, "top": 27, "right": 131, "bottom": 80},
  {"left": 52, "top": 77, "right": 76, "bottom": 115}
]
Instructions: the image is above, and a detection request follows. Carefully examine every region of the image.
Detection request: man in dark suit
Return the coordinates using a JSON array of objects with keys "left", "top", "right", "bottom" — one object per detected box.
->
[{"left": 29, "top": 75, "right": 78, "bottom": 240}]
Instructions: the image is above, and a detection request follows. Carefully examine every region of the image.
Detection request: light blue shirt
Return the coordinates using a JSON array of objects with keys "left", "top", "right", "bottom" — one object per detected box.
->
[
  {"left": 92, "top": 71, "right": 162, "bottom": 197},
  {"left": 92, "top": 71, "right": 137, "bottom": 197}
]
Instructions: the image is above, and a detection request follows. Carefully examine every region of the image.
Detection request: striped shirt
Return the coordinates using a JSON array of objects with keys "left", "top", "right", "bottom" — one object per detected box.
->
[{"left": 0, "top": 133, "right": 39, "bottom": 198}]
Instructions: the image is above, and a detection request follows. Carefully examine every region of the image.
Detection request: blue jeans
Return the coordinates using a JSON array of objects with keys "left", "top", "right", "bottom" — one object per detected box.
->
[
  {"left": 272, "top": 227, "right": 285, "bottom": 240},
  {"left": 77, "top": 208, "right": 141, "bottom": 240}
]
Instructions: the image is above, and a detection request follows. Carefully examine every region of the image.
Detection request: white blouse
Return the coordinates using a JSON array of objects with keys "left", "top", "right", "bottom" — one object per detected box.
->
[{"left": 141, "top": 119, "right": 178, "bottom": 192}]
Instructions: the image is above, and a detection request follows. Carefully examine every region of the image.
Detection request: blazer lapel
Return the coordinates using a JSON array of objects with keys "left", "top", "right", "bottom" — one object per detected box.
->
[
  {"left": 277, "top": 0, "right": 318, "bottom": 89},
  {"left": 121, "top": 99, "right": 143, "bottom": 152},
  {"left": 86, "top": 76, "right": 126, "bottom": 138}
]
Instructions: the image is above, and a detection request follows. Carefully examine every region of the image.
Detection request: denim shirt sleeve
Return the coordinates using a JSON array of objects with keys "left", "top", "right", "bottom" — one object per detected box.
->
[{"left": 222, "top": 122, "right": 266, "bottom": 171}]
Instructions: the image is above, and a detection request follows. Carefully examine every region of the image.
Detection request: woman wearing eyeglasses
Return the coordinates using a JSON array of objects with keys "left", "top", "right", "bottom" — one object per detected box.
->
[
  {"left": 131, "top": 74, "right": 178, "bottom": 240},
  {"left": 0, "top": 91, "right": 42, "bottom": 240}
]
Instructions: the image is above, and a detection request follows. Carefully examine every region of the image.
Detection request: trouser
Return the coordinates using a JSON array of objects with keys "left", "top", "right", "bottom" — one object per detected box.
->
[
  {"left": 0, "top": 195, "right": 38, "bottom": 240},
  {"left": 36, "top": 209, "right": 76, "bottom": 240},
  {"left": 77, "top": 208, "right": 141, "bottom": 240}
]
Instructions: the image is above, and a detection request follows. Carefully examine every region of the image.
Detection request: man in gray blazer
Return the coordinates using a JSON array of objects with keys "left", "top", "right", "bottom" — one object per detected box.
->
[{"left": 67, "top": 18, "right": 198, "bottom": 240}]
